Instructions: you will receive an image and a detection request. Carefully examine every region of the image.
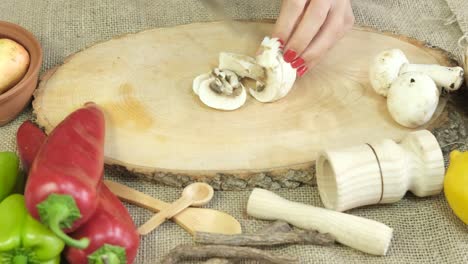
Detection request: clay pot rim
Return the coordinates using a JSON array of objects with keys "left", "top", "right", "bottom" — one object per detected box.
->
[{"left": 0, "top": 20, "right": 43, "bottom": 101}]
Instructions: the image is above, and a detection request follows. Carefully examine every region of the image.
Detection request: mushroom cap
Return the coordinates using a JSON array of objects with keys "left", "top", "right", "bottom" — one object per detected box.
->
[
  {"left": 198, "top": 79, "right": 247, "bottom": 111},
  {"left": 369, "top": 49, "right": 409, "bottom": 97},
  {"left": 387, "top": 72, "right": 439, "bottom": 128}
]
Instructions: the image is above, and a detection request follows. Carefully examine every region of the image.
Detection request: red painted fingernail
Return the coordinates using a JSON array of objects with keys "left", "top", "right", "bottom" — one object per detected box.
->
[
  {"left": 283, "top": 49, "right": 297, "bottom": 63},
  {"left": 291, "top": 57, "right": 305, "bottom": 69},
  {"left": 297, "top": 65, "right": 309, "bottom": 77}
]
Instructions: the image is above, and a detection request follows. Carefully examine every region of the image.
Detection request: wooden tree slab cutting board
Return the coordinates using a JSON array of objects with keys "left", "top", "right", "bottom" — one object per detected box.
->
[{"left": 33, "top": 21, "right": 459, "bottom": 190}]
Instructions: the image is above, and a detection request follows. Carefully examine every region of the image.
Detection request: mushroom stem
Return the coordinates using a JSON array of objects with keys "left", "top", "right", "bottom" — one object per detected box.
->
[{"left": 399, "top": 63, "right": 464, "bottom": 92}]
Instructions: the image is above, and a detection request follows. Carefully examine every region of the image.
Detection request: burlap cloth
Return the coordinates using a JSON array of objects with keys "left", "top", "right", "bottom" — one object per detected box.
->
[{"left": 1, "top": 1, "right": 468, "bottom": 263}]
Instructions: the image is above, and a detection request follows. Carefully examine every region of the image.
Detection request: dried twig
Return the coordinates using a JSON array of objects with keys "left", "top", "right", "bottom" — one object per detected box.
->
[
  {"left": 195, "top": 221, "right": 335, "bottom": 246},
  {"left": 258, "top": 220, "right": 292, "bottom": 234},
  {"left": 161, "top": 245, "right": 298, "bottom": 264},
  {"left": 203, "top": 258, "right": 237, "bottom": 264}
]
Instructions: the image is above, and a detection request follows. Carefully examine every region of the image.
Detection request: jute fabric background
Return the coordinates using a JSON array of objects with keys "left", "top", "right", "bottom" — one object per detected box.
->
[{"left": 1, "top": 1, "right": 467, "bottom": 263}]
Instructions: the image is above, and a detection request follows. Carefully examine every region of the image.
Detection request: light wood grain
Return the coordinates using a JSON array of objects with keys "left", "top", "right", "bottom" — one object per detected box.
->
[
  {"left": 138, "top": 182, "right": 214, "bottom": 235},
  {"left": 104, "top": 180, "right": 241, "bottom": 235},
  {"left": 316, "top": 130, "right": 445, "bottom": 212},
  {"left": 246, "top": 188, "right": 393, "bottom": 256},
  {"left": 33, "top": 21, "right": 455, "bottom": 185}
]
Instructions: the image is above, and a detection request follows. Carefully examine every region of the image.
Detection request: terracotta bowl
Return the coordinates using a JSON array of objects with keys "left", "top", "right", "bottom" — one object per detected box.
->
[{"left": 0, "top": 21, "right": 42, "bottom": 126}]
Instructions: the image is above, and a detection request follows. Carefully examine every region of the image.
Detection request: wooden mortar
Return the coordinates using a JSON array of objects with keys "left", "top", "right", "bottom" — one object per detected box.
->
[{"left": 315, "top": 130, "right": 445, "bottom": 212}]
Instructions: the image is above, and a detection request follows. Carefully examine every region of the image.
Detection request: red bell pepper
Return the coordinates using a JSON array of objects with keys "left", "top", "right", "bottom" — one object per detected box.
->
[
  {"left": 17, "top": 120, "right": 47, "bottom": 173},
  {"left": 25, "top": 103, "right": 106, "bottom": 249},
  {"left": 18, "top": 118, "right": 140, "bottom": 263},
  {"left": 66, "top": 185, "right": 140, "bottom": 264}
]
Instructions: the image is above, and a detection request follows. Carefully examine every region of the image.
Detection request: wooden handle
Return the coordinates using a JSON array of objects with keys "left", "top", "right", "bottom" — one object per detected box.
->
[
  {"left": 105, "top": 180, "right": 243, "bottom": 236},
  {"left": 138, "top": 196, "right": 192, "bottom": 235},
  {"left": 104, "top": 180, "right": 170, "bottom": 211},
  {"left": 246, "top": 188, "right": 393, "bottom": 256},
  {"left": 316, "top": 130, "right": 444, "bottom": 211}
]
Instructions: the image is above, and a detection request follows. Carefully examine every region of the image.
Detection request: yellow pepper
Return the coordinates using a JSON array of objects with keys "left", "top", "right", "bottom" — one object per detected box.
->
[{"left": 444, "top": 150, "right": 468, "bottom": 224}]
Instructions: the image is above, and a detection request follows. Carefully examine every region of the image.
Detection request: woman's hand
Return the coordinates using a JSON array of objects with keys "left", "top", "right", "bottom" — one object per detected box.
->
[{"left": 273, "top": 0, "right": 355, "bottom": 77}]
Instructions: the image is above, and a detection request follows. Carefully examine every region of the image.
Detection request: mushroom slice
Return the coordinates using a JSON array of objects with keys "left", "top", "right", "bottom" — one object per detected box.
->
[
  {"left": 387, "top": 72, "right": 439, "bottom": 128},
  {"left": 249, "top": 37, "right": 296, "bottom": 103},
  {"left": 193, "top": 68, "right": 247, "bottom": 110},
  {"left": 193, "top": 72, "right": 212, "bottom": 95},
  {"left": 198, "top": 78, "right": 247, "bottom": 111},
  {"left": 369, "top": 49, "right": 409, "bottom": 97},
  {"left": 219, "top": 52, "right": 265, "bottom": 81}
]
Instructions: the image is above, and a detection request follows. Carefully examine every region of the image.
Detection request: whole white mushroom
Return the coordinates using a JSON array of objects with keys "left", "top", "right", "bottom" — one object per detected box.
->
[
  {"left": 387, "top": 72, "right": 439, "bottom": 128},
  {"left": 369, "top": 49, "right": 409, "bottom": 97},
  {"left": 370, "top": 49, "right": 464, "bottom": 96}
]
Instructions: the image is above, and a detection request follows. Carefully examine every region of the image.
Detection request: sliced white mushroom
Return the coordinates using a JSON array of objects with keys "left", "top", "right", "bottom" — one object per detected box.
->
[
  {"left": 192, "top": 72, "right": 212, "bottom": 95},
  {"left": 399, "top": 63, "right": 464, "bottom": 92},
  {"left": 193, "top": 68, "right": 247, "bottom": 110},
  {"left": 249, "top": 37, "right": 297, "bottom": 103},
  {"left": 219, "top": 52, "right": 265, "bottom": 80},
  {"left": 387, "top": 72, "right": 439, "bottom": 128},
  {"left": 216, "top": 37, "right": 296, "bottom": 103},
  {"left": 256, "top": 37, "right": 282, "bottom": 68},
  {"left": 198, "top": 78, "right": 247, "bottom": 111},
  {"left": 249, "top": 57, "right": 296, "bottom": 102},
  {"left": 369, "top": 49, "right": 409, "bottom": 97}
]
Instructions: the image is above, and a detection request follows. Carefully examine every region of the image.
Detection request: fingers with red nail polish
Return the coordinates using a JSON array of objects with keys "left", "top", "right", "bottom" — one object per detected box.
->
[
  {"left": 297, "top": 65, "right": 309, "bottom": 77},
  {"left": 278, "top": 38, "right": 285, "bottom": 50},
  {"left": 291, "top": 57, "right": 305, "bottom": 69},
  {"left": 283, "top": 49, "right": 297, "bottom": 63}
]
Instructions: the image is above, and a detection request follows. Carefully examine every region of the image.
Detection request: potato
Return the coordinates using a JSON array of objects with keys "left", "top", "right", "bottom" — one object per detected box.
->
[{"left": 0, "top": 38, "right": 30, "bottom": 94}]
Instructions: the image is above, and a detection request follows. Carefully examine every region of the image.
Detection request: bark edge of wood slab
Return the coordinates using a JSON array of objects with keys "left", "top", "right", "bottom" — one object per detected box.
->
[{"left": 33, "top": 20, "right": 465, "bottom": 190}]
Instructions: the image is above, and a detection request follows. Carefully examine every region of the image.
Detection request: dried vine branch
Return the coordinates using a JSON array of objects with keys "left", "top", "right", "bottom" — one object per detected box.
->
[
  {"left": 258, "top": 220, "right": 293, "bottom": 233},
  {"left": 195, "top": 221, "right": 335, "bottom": 246},
  {"left": 203, "top": 258, "right": 236, "bottom": 264},
  {"left": 161, "top": 245, "right": 298, "bottom": 264}
]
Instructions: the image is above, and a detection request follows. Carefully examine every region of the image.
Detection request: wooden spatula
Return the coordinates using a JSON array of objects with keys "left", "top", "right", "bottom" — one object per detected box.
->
[{"left": 104, "top": 180, "right": 242, "bottom": 235}]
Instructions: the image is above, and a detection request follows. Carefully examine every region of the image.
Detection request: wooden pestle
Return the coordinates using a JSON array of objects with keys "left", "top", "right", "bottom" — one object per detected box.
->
[
  {"left": 246, "top": 188, "right": 393, "bottom": 256},
  {"left": 315, "top": 130, "right": 445, "bottom": 212}
]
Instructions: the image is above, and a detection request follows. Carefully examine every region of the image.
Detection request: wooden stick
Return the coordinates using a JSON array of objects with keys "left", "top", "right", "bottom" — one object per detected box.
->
[
  {"left": 194, "top": 228, "right": 334, "bottom": 246},
  {"left": 161, "top": 245, "right": 298, "bottom": 264}
]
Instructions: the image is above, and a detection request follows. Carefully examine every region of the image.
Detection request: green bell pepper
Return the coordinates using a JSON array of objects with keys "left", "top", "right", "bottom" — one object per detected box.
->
[
  {"left": 0, "top": 152, "right": 20, "bottom": 202},
  {"left": 0, "top": 194, "right": 65, "bottom": 264}
]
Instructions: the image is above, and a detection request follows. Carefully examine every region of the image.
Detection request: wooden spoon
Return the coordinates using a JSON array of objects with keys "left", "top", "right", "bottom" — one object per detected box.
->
[
  {"left": 138, "top": 182, "right": 215, "bottom": 235},
  {"left": 103, "top": 181, "right": 240, "bottom": 235}
]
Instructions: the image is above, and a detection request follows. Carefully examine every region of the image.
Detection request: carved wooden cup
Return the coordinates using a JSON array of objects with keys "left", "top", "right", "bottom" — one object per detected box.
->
[{"left": 316, "top": 130, "right": 445, "bottom": 212}]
